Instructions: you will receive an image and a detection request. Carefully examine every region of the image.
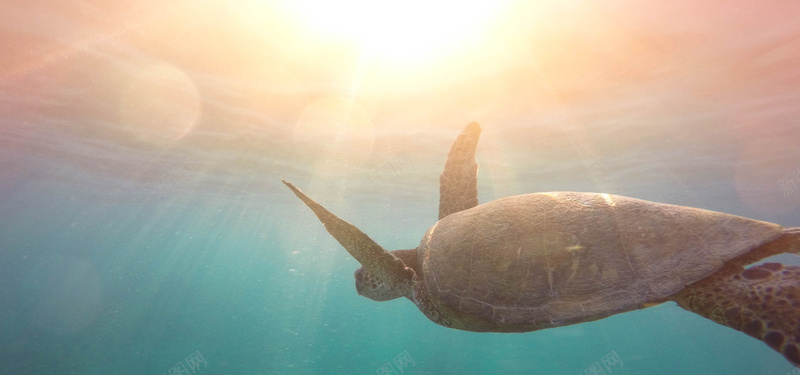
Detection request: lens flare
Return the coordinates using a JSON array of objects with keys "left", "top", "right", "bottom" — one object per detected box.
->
[{"left": 118, "top": 61, "right": 201, "bottom": 145}]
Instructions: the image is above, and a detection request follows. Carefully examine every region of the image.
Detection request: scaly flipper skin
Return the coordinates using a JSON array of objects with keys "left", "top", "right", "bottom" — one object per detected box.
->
[
  {"left": 675, "top": 261, "right": 800, "bottom": 365},
  {"left": 282, "top": 180, "right": 417, "bottom": 298},
  {"left": 673, "top": 229, "right": 800, "bottom": 365},
  {"left": 438, "top": 122, "right": 481, "bottom": 220}
]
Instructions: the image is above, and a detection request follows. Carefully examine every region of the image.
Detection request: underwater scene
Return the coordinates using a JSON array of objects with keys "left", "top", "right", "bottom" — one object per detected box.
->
[{"left": 2, "top": 1, "right": 800, "bottom": 374}]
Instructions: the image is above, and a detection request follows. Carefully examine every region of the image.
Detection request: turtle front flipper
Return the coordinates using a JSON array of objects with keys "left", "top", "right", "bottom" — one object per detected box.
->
[
  {"left": 282, "top": 180, "right": 417, "bottom": 298},
  {"left": 439, "top": 122, "right": 482, "bottom": 220},
  {"left": 674, "top": 261, "right": 800, "bottom": 366}
]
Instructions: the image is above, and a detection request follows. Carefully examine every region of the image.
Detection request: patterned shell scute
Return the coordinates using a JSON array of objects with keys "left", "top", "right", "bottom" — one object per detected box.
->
[{"left": 420, "top": 192, "right": 783, "bottom": 331}]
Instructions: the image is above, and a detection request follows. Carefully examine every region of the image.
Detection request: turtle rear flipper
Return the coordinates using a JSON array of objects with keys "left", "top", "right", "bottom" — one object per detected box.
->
[{"left": 675, "top": 232, "right": 800, "bottom": 366}]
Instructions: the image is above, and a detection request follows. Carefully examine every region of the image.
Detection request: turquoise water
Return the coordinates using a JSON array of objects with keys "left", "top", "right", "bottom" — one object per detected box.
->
[{"left": 2, "top": 2, "right": 800, "bottom": 374}]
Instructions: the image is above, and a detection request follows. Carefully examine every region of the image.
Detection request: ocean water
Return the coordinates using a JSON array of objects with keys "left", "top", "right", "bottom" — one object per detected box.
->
[{"left": 2, "top": 1, "right": 800, "bottom": 374}]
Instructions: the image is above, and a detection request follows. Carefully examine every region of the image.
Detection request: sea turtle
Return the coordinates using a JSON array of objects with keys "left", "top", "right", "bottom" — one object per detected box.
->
[{"left": 283, "top": 122, "right": 800, "bottom": 365}]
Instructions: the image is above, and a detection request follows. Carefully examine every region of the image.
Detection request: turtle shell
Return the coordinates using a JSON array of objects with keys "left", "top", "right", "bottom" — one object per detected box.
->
[{"left": 418, "top": 192, "right": 783, "bottom": 332}]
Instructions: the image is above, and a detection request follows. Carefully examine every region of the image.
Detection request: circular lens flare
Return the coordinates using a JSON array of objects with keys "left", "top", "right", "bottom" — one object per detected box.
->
[{"left": 118, "top": 61, "right": 201, "bottom": 145}]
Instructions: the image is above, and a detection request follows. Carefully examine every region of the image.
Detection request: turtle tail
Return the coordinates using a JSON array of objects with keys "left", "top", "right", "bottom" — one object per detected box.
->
[{"left": 674, "top": 261, "right": 800, "bottom": 366}]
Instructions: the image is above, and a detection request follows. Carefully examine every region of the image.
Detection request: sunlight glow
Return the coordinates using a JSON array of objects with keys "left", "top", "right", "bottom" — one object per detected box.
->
[
  {"left": 282, "top": 0, "right": 508, "bottom": 64},
  {"left": 118, "top": 61, "right": 201, "bottom": 145},
  {"left": 292, "top": 96, "right": 375, "bottom": 173}
]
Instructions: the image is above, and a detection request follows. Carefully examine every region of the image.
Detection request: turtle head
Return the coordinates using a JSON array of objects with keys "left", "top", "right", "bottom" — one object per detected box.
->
[{"left": 354, "top": 266, "right": 404, "bottom": 301}]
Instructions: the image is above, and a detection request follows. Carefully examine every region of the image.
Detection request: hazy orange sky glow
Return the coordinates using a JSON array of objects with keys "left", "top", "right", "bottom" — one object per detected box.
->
[
  {"left": 2, "top": 0, "right": 799, "bottom": 216},
  {"left": 5, "top": 1, "right": 798, "bottom": 131}
]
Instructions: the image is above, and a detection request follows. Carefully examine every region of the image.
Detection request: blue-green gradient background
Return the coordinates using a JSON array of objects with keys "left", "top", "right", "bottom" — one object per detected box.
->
[{"left": 2, "top": 1, "right": 800, "bottom": 374}]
